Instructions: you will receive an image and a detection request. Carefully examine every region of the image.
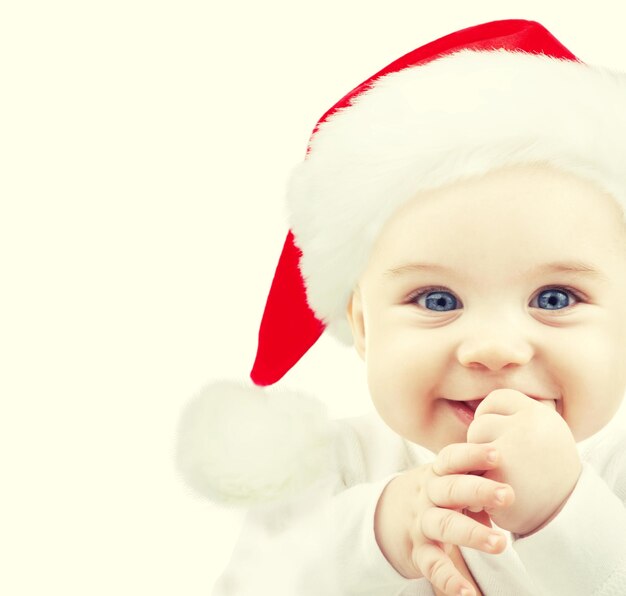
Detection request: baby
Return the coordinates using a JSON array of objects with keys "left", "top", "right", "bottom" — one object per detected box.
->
[
  {"left": 349, "top": 162, "right": 626, "bottom": 595},
  {"left": 176, "top": 19, "right": 626, "bottom": 596}
]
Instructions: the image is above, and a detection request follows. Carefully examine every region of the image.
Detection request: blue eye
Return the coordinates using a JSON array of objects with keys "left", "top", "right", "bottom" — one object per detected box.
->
[
  {"left": 408, "top": 286, "right": 581, "bottom": 313},
  {"left": 411, "top": 288, "right": 460, "bottom": 311},
  {"left": 532, "top": 288, "right": 578, "bottom": 310}
]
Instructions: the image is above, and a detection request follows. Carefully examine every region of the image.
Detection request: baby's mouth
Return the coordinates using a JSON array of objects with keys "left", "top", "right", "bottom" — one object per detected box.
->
[
  {"left": 464, "top": 399, "right": 484, "bottom": 412},
  {"left": 445, "top": 399, "right": 476, "bottom": 425},
  {"left": 457, "top": 393, "right": 559, "bottom": 414}
]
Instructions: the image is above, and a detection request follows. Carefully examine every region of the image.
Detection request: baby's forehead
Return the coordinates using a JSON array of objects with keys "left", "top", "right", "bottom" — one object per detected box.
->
[
  {"left": 364, "top": 165, "right": 626, "bottom": 285},
  {"left": 380, "top": 164, "right": 626, "bottom": 239}
]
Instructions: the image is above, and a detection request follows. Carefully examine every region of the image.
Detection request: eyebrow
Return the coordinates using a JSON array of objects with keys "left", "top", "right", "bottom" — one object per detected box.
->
[
  {"left": 385, "top": 263, "right": 457, "bottom": 276},
  {"left": 385, "top": 260, "right": 608, "bottom": 281},
  {"left": 529, "top": 261, "right": 607, "bottom": 280}
]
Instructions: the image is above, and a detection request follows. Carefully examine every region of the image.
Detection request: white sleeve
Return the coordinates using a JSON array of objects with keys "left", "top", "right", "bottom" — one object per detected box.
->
[
  {"left": 211, "top": 414, "right": 433, "bottom": 596},
  {"left": 211, "top": 473, "right": 423, "bottom": 596},
  {"left": 513, "top": 458, "right": 626, "bottom": 595}
]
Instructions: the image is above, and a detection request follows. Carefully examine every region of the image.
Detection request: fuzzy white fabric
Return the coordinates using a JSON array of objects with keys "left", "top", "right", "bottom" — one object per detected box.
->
[
  {"left": 175, "top": 381, "right": 334, "bottom": 504},
  {"left": 286, "top": 49, "right": 626, "bottom": 344}
]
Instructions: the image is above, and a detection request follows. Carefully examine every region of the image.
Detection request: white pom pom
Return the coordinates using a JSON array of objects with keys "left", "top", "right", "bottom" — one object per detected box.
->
[{"left": 175, "top": 381, "right": 335, "bottom": 505}]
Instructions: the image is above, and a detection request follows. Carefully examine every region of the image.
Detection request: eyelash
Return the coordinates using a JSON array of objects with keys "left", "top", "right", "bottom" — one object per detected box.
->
[{"left": 406, "top": 285, "right": 585, "bottom": 310}]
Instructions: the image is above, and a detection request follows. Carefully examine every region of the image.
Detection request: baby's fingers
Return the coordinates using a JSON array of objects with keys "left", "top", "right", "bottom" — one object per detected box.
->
[
  {"left": 421, "top": 507, "right": 506, "bottom": 554},
  {"left": 413, "top": 542, "right": 476, "bottom": 596},
  {"left": 427, "top": 473, "right": 514, "bottom": 513},
  {"left": 433, "top": 442, "right": 499, "bottom": 476}
]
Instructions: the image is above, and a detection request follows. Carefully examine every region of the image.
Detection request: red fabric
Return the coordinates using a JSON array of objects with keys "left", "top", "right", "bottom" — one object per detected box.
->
[
  {"left": 313, "top": 19, "right": 577, "bottom": 137},
  {"left": 250, "top": 231, "right": 324, "bottom": 386},
  {"left": 251, "top": 19, "right": 579, "bottom": 386}
]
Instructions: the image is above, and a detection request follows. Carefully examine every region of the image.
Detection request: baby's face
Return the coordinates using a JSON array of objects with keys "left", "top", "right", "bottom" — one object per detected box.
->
[{"left": 347, "top": 163, "right": 626, "bottom": 452}]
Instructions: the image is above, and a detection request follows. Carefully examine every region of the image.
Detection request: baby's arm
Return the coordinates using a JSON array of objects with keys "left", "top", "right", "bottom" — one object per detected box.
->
[
  {"left": 212, "top": 449, "right": 511, "bottom": 596},
  {"left": 210, "top": 426, "right": 511, "bottom": 596},
  {"left": 209, "top": 418, "right": 426, "bottom": 596},
  {"left": 211, "top": 474, "right": 419, "bottom": 595},
  {"left": 375, "top": 442, "right": 513, "bottom": 596},
  {"left": 466, "top": 389, "right": 626, "bottom": 594},
  {"left": 512, "top": 436, "right": 626, "bottom": 595}
]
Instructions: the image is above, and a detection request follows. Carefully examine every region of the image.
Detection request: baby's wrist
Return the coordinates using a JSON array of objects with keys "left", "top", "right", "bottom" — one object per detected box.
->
[
  {"left": 374, "top": 473, "right": 422, "bottom": 579},
  {"left": 514, "top": 474, "right": 580, "bottom": 539},
  {"left": 513, "top": 501, "right": 565, "bottom": 539}
]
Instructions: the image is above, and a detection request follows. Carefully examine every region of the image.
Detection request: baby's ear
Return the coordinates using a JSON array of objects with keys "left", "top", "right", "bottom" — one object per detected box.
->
[{"left": 346, "top": 287, "right": 366, "bottom": 361}]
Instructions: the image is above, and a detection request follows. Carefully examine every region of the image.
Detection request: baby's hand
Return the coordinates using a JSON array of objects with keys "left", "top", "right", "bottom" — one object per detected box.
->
[
  {"left": 375, "top": 442, "right": 514, "bottom": 596},
  {"left": 467, "top": 389, "right": 582, "bottom": 536}
]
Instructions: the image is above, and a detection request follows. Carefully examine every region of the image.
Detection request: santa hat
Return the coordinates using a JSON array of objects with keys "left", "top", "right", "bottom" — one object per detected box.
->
[{"left": 176, "top": 19, "right": 626, "bottom": 505}]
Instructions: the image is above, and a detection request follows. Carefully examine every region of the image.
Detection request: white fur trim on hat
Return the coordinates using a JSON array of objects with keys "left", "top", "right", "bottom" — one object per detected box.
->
[
  {"left": 286, "top": 49, "right": 626, "bottom": 344},
  {"left": 175, "top": 381, "right": 334, "bottom": 505}
]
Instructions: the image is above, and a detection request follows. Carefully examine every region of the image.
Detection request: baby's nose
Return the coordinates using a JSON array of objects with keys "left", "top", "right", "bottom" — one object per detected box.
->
[{"left": 456, "top": 331, "right": 534, "bottom": 371}]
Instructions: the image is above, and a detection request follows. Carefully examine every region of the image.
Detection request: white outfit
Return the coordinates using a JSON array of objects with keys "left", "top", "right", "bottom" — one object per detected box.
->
[{"left": 211, "top": 407, "right": 626, "bottom": 595}]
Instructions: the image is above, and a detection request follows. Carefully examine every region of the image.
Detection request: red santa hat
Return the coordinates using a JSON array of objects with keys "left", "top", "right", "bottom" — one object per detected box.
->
[{"left": 176, "top": 19, "right": 626, "bottom": 505}]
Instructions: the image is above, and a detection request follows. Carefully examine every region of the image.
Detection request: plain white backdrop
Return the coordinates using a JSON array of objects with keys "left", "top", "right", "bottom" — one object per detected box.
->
[{"left": 2, "top": 1, "right": 626, "bottom": 594}]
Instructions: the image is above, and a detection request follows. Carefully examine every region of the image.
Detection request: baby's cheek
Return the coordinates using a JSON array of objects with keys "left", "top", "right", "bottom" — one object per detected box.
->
[
  {"left": 367, "top": 363, "right": 411, "bottom": 418},
  {"left": 567, "top": 403, "right": 619, "bottom": 441},
  {"left": 560, "top": 386, "right": 618, "bottom": 441}
]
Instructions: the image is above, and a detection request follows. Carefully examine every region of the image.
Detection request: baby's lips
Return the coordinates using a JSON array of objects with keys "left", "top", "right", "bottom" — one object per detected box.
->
[
  {"left": 506, "top": 390, "right": 559, "bottom": 410},
  {"left": 534, "top": 397, "right": 557, "bottom": 410},
  {"left": 465, "top": 399, "right": 484, "bottom": 411}
]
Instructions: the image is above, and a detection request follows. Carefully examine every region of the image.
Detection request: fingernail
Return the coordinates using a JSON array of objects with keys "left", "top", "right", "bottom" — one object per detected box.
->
[
  {"left": 459, "top": 588, "right": 473, "bottom": 596},
  {"left": 486, "top": 449, "right": 497, "bottom": 463},
  {"left": 495, "top": 488, "right": 507, "bottom": 503},
  {"left": 486, "top": 534, "right": 501, "bottom": 548}
]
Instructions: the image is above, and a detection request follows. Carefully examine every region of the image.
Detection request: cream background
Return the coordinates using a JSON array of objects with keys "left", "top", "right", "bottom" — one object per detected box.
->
[{"left": 2, "top": 1, "right": 626, "bottom": 594}]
